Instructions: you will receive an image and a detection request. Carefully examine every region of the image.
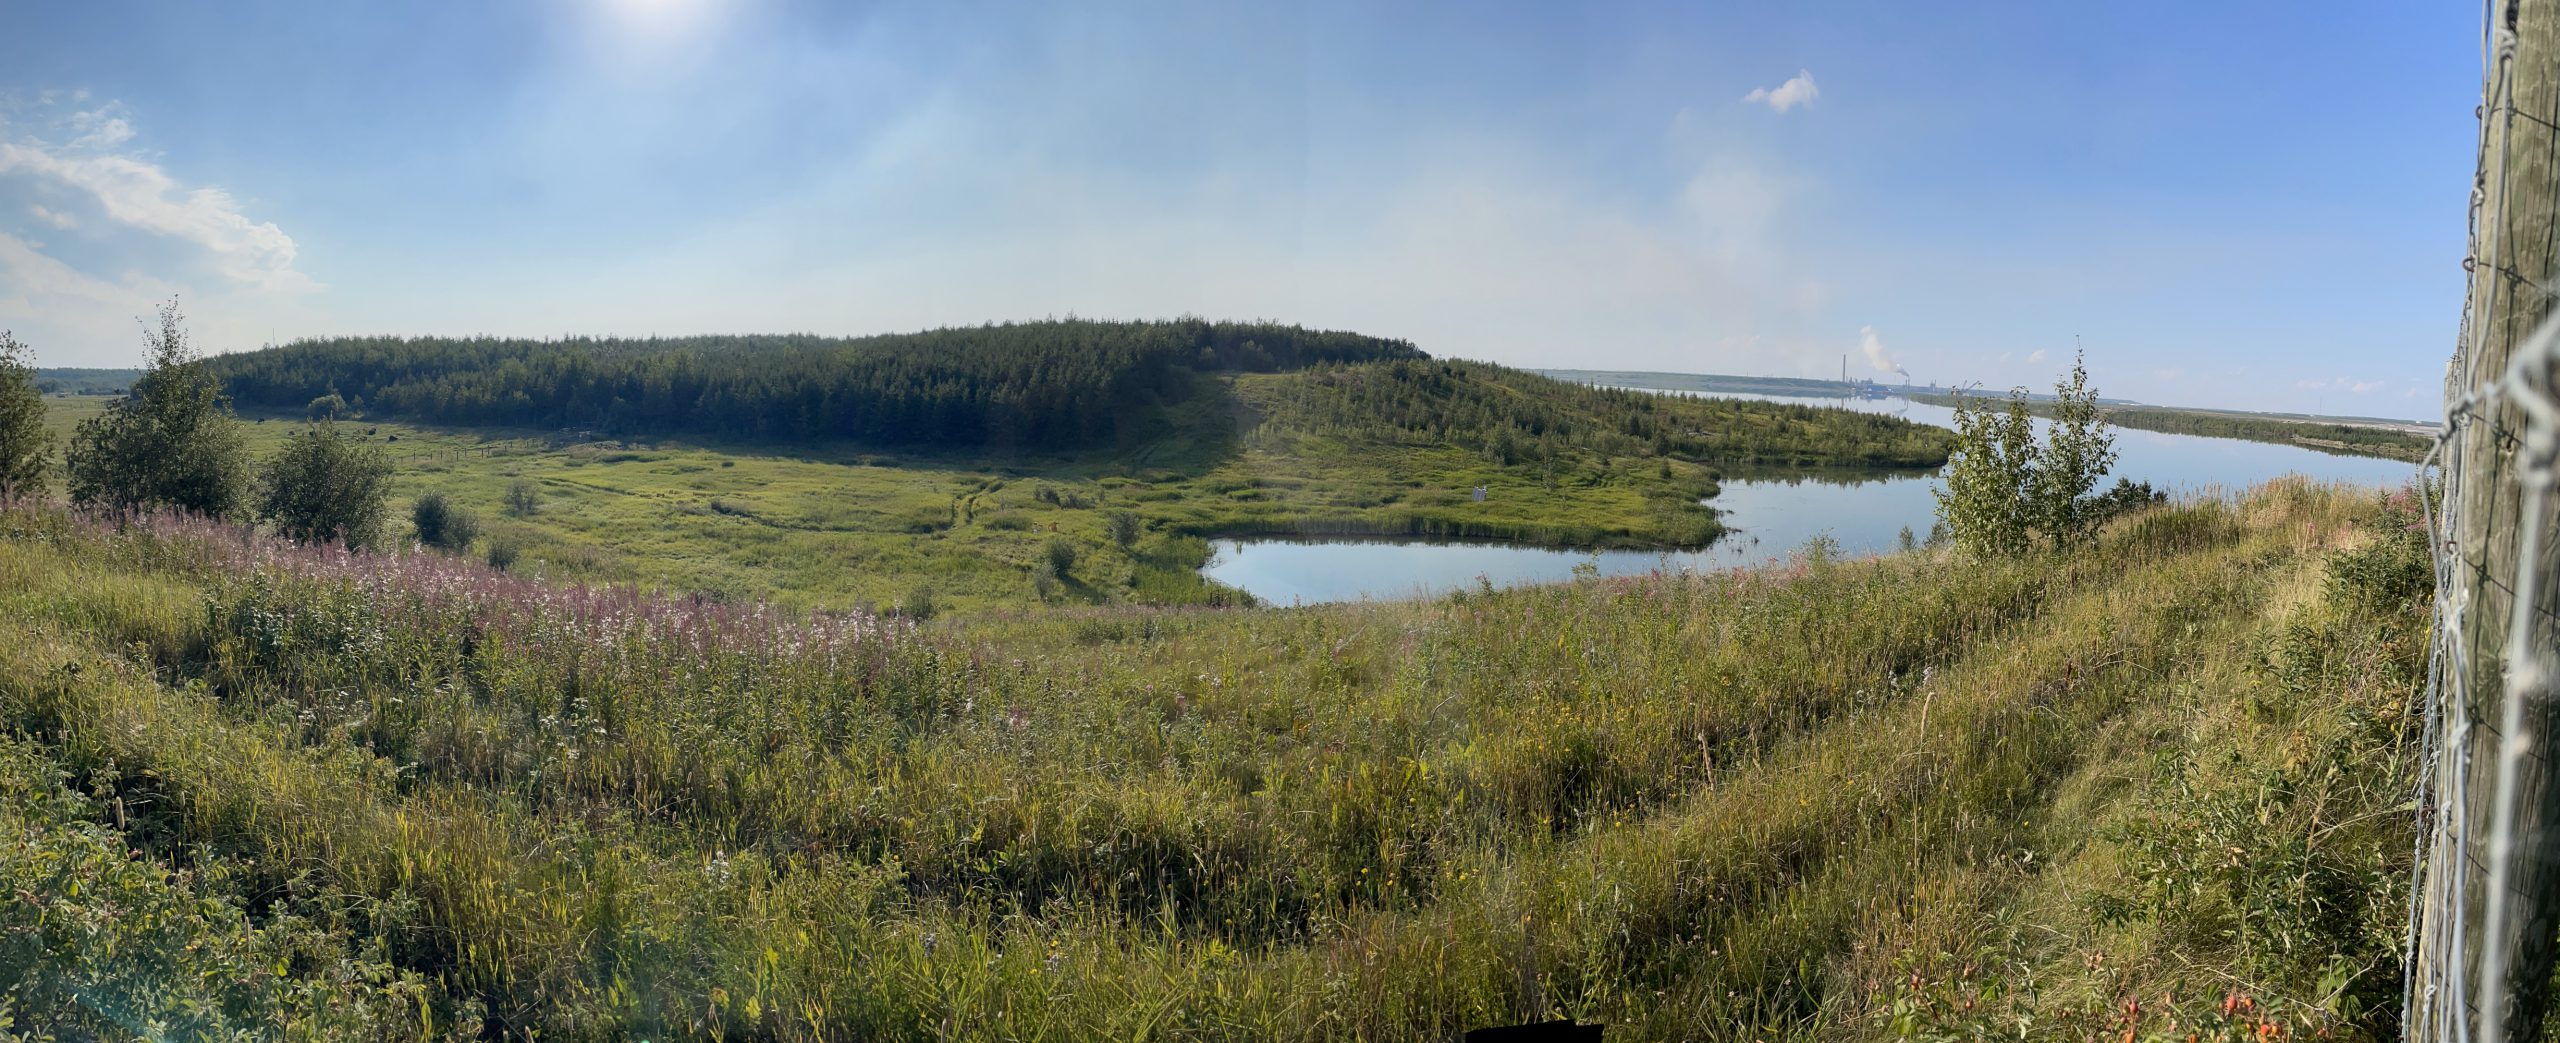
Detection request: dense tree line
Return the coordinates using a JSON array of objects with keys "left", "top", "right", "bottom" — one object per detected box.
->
[
  {"left": 1245, "top": 358, "right": 1955, "bottom": 468},
  {"left": 212, "top": 320, "right": 1422, "bottom": 450},
  {"left": 32, "top": 368, "right": 138, "bottom": 395},
  {"left": 1909, "top": 392, "right": 2431, "bottom": 462}
]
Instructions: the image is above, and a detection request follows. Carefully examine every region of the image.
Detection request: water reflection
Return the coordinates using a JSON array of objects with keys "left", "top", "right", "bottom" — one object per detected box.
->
[{"left": 1201, "top": 390, "right": 2426, "bottom": 605}]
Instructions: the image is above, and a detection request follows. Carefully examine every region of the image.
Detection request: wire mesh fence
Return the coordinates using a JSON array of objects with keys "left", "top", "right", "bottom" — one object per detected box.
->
[{"left": 2406, "top": 5, "right": 2560, "bottom": 1040}]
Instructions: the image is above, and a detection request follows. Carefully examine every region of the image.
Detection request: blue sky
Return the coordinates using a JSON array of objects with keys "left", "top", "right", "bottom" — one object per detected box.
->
[{"left": 0, "top": 1, "right": 2476, "bottom": 416}]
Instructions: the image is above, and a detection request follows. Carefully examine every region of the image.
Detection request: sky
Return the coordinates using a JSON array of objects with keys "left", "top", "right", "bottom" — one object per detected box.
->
[{"left": 0, "top": 1, "right": 2480, "bottom": 417}]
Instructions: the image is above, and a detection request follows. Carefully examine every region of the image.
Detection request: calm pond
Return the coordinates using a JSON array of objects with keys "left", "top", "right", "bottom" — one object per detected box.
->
[{"left": 1201, "top": 392, "right": 2427, "bottom": 605}]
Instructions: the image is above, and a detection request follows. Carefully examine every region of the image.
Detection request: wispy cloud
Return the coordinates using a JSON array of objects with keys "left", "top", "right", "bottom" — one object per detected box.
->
[
  {"left": 2026, "top": 348, "right": 2048, "bottom": 364},
  {"left": 26, "top": 204, "right": 74, "bottom": 230},
  {"left": 1743, "top": 70, "right": 1819, "bottom": 113},
  {"left": 0, "top": 100, "right": 313, "bottom": 292},
  {"left": 2295, "top": 377, "right": 2387, "bottom": 394},
  {"left": 0, "top": 230, "right": 173, "bottom": 346}
]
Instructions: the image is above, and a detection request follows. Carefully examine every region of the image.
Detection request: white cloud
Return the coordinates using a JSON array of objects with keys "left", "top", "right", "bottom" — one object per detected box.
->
[
  {"left": 26, "top": 204, "right": 73, "bottom": 230},
  {"left": 1743, "top": 70, "right": 1820, "bottom": 113},
  {"left": 0, "top": 230, "right": 174, "bottom": 350},
  {"left": 0, "top": 231, "right": 150, "bottom": 308},
  {"left": 2294, "top": 376, "right": 2387, "bottom": 394},
  {"left": 0, "top": 104, "right": 314, "bottom": 292},
  {"left": 68, "top": 110, "right": 134, "bottom": 150},
  {"left": 2026, "top": 348, "right": 2048, "bottom": 364}
]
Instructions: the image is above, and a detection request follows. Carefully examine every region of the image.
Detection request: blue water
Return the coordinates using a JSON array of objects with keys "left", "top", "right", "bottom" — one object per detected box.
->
[{"left": 1200, "top": 393, "right": 2423, "bottom": 605}]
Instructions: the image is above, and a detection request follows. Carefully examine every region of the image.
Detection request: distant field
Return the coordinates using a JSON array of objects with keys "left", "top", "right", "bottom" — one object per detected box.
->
[
  {"left": 44, "top": 395, "right": 1262, "bottom": 614},
  {"left": 38, "top": 363, "right": 1951, "bottom": 615}
]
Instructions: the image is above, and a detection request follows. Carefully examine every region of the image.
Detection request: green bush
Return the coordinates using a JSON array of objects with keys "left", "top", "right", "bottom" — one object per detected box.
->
[
  {"left": 1107, "top": 509, "right": 1142, "bottom": 548},
  {"left": 256, "top": 423, "right": 393, "bottom": 547},
  {"left": 411, "top": 491, "right": 480, "bottom": 551},
  {"left": 65, "top": 300, "right": 251, "bottom": 518},
  {"left": 0, "top": 330, "right": 49, "bottom": 499},
  {"left": 2324, "top": 488, "right": 2433, "bottom": 614},
  {"left": 1934, "top": 355, "right": 2118, "bottom": 554},
  {"left": 505, "top": 478, "right": 541, "bottom": 517}
]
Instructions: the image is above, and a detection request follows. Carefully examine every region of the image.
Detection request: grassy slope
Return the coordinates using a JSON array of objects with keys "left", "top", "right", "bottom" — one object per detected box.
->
[
  {"left": 38, "top": 367, "right": 1949, "bottom": 616},
  {"left": 0, "top": 479, "right": 2424, "bottom": 1040}
]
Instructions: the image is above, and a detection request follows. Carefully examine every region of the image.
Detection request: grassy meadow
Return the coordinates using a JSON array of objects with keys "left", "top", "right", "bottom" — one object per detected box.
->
[
  {"left": 39, "top": 370, "right": 1947, "bottom": 617},
  {"left": 0, "top": 477, "right": 2428, "bottom": 1040}
]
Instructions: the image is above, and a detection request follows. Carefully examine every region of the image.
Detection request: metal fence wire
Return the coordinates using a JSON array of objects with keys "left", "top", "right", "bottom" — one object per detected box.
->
[{"left": 2407, "top": 5, "right": 2560, "bottom": 1040}]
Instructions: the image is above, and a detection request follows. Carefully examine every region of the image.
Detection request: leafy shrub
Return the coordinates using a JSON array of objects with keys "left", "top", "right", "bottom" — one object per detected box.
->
[
  {"left": 1107, "top": 509, "right": 1142, "bottom": 548},
  {"left": 411, "top": 491, "right": 480, "bottom": 550},
  {"left": 2325, "top": 488, "right": 2432, "bottom": 613},
  {"left": 505, "top": 478, "right": 541, "bottom": 517},
  {"left": 256, "top": 423, "right": 393, "bottom": 547},
  {"left": 485, "top": 537, "right": 522, "bottom": 572},
  {"left": 1045, "top": 536, "right": 1078, "bottom": 576},
  {"left": 1935, "top": 355, "right": 2117, "bottom": 554},
  {"left": 65, "top": 300, "right": 251, "bottom": 518},
  {"left": 0, "top": 330, "right": 50, "bottom": 499}
]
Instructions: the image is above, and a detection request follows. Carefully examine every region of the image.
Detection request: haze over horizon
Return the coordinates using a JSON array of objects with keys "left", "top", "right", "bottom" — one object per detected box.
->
[{"left": 2, "top": 1, "right": 2473, "bottom": 417}]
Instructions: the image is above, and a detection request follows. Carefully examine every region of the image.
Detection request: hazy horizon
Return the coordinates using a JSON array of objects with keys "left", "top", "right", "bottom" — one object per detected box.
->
[{"left": 4, "top": 1, "right": 2472, "bottom": 417}]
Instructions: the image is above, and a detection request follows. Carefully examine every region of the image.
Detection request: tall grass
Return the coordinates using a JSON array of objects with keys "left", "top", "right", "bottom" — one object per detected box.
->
[{"left": 0, "top": 480, "right": 2424, "bottom": 1040}]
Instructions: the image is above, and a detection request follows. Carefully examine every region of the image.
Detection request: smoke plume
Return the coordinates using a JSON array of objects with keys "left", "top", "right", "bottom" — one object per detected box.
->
[{"left": 1859, "top": 325, "right": 1910, "bottom": 379}]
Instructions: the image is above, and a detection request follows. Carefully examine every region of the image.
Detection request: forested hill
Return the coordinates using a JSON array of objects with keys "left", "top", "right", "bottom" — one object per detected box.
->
[
  {"left": 1246, "top": 359, "right": 1953, "bottom": 468},
  {"left": 209, "top": 320, "right": 1422, "bottom": 450}
]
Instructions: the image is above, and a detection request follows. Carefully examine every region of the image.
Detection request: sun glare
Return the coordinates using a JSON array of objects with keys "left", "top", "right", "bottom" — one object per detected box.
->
[{"left": 589, "top": 0, "right": 725, "bottom": 46}]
